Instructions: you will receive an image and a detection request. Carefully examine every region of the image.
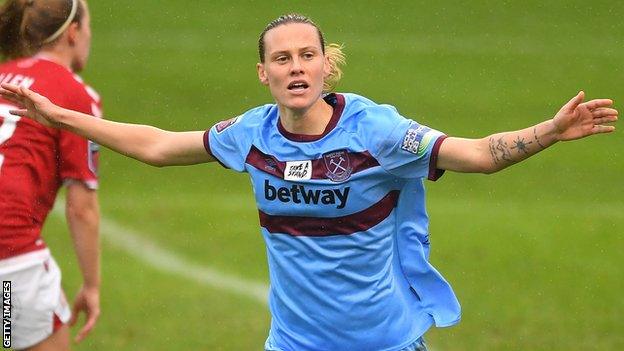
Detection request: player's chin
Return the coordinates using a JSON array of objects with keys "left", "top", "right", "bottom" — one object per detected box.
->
[{"left": 280, "top": 95, "right": 316, "bottom": 111}]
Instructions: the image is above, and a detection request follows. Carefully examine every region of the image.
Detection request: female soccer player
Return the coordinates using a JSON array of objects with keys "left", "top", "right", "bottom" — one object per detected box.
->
[
  {"left": 0, "top": 13, "right": 617, "bottom": 351},
  {"left": 0, "top": 0, "right": 101, "bottom": 350}
]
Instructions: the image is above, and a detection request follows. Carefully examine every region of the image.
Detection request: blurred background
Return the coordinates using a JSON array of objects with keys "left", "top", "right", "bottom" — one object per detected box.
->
[{"left": 44, "top": 0, "right": 622, "bottom": 350}]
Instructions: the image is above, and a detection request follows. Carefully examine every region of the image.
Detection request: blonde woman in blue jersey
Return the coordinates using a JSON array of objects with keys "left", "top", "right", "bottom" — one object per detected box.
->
[{"left": 0, "top": 13, "right": 618, "bottom": 351}]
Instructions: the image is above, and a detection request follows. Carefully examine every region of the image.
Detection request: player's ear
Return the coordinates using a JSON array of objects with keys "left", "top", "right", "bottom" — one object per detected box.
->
[
  {"left": 257, "top": 63, "right": 269, "bottom": 86},
  {"left": 66, "top": 22, "right": 80, "bottom": 46}
]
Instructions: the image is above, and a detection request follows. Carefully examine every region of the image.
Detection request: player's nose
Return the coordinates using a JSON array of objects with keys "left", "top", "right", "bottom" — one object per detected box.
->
[{"left": 290, "top": 57, "right": 304, "bottom": 75}]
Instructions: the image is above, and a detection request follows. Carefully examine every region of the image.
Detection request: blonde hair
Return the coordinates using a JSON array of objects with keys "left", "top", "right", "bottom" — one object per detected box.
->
[
  {"left": 323, "top": 43, "right": 345, "bottom": 92},
  {"left": 259, "top": 13, "right": 346, "bottom": 93}
]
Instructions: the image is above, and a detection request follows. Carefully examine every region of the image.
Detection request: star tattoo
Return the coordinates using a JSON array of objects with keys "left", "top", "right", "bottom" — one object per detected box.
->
[{"left": 510, "top": 136, "right": 533, "bottom": 154}]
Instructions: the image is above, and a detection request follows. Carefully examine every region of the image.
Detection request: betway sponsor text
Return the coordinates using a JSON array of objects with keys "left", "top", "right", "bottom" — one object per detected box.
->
[{"left": 264, "top": 179, "right": 349, "bottom": 209}]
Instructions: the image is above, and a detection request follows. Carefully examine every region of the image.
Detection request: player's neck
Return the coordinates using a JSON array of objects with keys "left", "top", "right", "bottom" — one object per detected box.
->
[
  {"left": 34, "top": 47, "right": 74, "bottom": 72},
  {"left": 278, "top": 98, "right": 333, "bottom": 136}
]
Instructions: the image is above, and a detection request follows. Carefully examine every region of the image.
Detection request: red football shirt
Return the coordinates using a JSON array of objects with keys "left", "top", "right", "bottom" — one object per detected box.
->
[{"left": 0, "top": 57, "right": 101, "bottom": 259}]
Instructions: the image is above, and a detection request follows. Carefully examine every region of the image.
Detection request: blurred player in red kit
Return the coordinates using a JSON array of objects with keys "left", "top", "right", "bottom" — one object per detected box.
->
[{"left": 0, "top": 0, "right": 101, "bottom": 350}]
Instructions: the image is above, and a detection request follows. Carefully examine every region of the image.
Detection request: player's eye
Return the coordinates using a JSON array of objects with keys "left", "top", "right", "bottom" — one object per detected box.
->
[
  {"left": 275, "top": 56, "right": 289, "bottom": 64},
  {"left": 302, "top": 52, "right": 315, "bottom": 60}
]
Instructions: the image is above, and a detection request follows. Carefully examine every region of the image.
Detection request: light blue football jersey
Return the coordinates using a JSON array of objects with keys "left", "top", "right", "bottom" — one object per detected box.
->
[{"left": 205, "top": 93, "right": 461, "bottom": 351}]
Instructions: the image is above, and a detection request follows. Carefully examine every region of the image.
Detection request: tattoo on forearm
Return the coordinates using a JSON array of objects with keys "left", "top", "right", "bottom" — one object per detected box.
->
[
  {"left": 488, "top": 136, "right": 513, "bottom": 164},
  {"left": 510, "top": 136, "right": 532, "bottom": 154},
  {"left": 533, "top": 127, "right": 546, "bottom": 149}
]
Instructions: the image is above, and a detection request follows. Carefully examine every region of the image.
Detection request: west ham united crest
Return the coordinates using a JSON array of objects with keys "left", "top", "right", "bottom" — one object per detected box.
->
[{"left": 323, "top": 150, "right": 352, "bottom": 182}]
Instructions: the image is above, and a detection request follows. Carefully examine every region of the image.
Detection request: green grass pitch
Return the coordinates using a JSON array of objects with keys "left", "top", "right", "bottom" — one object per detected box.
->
[{"left": 40, "top": 1, "right": 622, "bottom": 350}]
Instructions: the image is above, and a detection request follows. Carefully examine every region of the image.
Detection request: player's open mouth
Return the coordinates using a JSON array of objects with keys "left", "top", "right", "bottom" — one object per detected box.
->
[{"left": 287, "top": 81, "right": 309, "bottom": 92}]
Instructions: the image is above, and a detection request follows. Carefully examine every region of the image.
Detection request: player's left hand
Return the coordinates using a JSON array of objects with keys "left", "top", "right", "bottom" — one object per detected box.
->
[
  {"left": 553, "top": 91, "right": 618, "bottom": 141},
  {"left": 0, "top": 82, "right": 64, "bottom": 128},
  {"left": 69, "top": 285, "right": 101, "bottom": 343}
]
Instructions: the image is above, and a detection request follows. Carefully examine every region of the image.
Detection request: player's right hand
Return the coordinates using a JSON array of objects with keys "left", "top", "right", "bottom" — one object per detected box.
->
[
  {"left": 552, "top": 91, "right": 617, "bottom": 141},
  {"left": 70, "top": 284, "right": 101, "bottom": 343},
  {"left": 0, "top": 82, "right": 63, "bottom": 128}
]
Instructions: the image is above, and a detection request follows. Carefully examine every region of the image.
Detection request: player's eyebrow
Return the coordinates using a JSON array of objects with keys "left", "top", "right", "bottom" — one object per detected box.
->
[
  {"left": 298, "top": 46, "right": 319, "bottom": 53},
  {"left": 270, "top": 46, "right": 320, "bottom": 58}
]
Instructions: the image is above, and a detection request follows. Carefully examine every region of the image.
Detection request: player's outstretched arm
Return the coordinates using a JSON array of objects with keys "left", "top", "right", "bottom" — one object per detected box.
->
[
  {"left": 437, "top": 91, "right": 618, "bottom": 174},
  {"left": 0, "top": 83, "right": 215, "bottom": 167}
]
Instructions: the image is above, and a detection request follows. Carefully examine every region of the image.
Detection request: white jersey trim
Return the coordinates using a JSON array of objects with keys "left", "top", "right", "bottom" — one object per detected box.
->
[{"left": 63, "top": 178, "right": 98, "bottom": 190}]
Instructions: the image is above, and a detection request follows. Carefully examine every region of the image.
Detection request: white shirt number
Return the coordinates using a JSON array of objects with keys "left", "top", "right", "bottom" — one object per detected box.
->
[{"left": 0, "top": 104, "right": 21, "bottom": 173}]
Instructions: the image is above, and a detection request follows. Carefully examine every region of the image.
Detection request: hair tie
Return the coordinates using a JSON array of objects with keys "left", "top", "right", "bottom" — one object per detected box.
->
[{"left": 42, "top": 0, "right": 78, "bottom": 44}]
